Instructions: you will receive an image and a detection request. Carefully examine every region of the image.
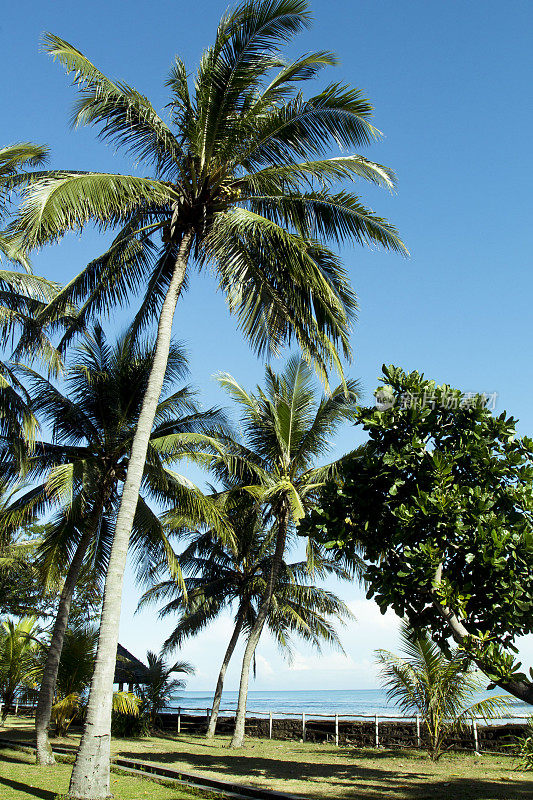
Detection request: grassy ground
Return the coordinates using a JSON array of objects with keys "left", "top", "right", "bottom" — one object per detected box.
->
[
  {"left": 0, "top": 746, "right": 201, "bottom": 800},
  {"left": 1, "top": 716, "right": 532, "bottom": 800}
]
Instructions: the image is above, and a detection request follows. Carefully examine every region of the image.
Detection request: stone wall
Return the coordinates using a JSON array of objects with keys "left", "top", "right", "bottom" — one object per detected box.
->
[{"left": 159, "top": 712, "right": 525, "bottom": 753}]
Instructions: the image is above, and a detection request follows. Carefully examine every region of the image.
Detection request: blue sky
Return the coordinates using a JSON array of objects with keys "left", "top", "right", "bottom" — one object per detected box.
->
[{"left": 2, "top": 0, "right": 532, "bottom": 689}]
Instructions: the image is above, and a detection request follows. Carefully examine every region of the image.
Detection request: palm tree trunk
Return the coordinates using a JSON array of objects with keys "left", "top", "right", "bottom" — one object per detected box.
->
[
  {"left": 35, "top": 503, "right": 104, "bottom": 765},
  {"left": 2, "top": 690, "right": 14, "bottom": 723},
  {"left": 206, "top": 608, "right": 245, "bottom": 739},
  {"left": 67, "top": 232, "right": 192, "bottom": 800},
  {"left": 230, "top": 508, "right": 289, "bottom": 749}
]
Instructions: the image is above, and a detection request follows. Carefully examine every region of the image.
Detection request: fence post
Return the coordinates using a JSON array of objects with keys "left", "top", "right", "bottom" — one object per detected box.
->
[
  {"left": 416, "top": 713, "right": 421, "bottom": 748},
  {"left": 473, "top": 719, "right": 479, "bottom": 753},
  {"left": 177, "top": 707, "right": 181, "bottom": 734},
  {"left": 375, "top": 715, "right": 379, "bottom": 747},
  {"left": 302, "top": 712, "right": 306, "bottom": 742},
  {"left": 15, "top": 700, "right": 19, "bottom": 715},
  {"left": 207, "top": 708, "right": 210, "bottom": 731},
  {"left": 335, "top": 714, "right": 339, "bottom": 746},
  {"left": 269, "top": 711, "right": 273, "bottom": 740}
]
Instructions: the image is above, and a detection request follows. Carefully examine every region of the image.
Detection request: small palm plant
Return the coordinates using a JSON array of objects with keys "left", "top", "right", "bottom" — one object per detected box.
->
[
  {"left": 0, "top": 616, "right": 40, "bottom": 722},
  {"left": 516, "top": 718, "right": 533, "bottom": 770},
  {"left": 376, "top": 621, "right": 510, "bottom": 760},
  {"left": 135, "top": 651, "right": 194, "bottom": 727}
]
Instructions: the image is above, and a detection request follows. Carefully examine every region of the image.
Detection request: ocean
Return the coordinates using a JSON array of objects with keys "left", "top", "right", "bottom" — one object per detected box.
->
[{"left": 169, "top": 689, "right": 531, "bottom": 721}]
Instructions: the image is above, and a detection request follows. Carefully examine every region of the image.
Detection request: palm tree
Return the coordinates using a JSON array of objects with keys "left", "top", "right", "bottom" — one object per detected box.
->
[
  {"left": 0, "top": 616, "right": 40, "bottom": 722},
  {"left": 0, "top": 325, "right": 227, "bottom": 764},
  {"left": 205, "top": 356, "right": 359, "bottom": 747},
  {"left": 376, "top": 621, "right": 510, "bottom": 761},
  {"left": 135, "top": 651, "right": 194, "bottom": 727},
  {"left": 141, "top": 498, "right": 355, "bottom": 738},
  {"left": 16, "top": 2, "right": 405, "bottom": 792}
]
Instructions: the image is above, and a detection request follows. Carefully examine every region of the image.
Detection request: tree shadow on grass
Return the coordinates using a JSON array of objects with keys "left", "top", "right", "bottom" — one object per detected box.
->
[
  {"left": 0, "top": 749, "right": 64, "bottom": 800},
  {"left": 116, "top": 744, "right": 533, "bottom": 800},
  {"left": 0, "top": 775, "right": 56, "bottom": 800}
]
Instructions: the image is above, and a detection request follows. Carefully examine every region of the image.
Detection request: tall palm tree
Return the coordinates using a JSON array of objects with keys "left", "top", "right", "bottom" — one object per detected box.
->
[
  {"left": 0, "top": 616, "right": 40, "bottom": 722},
  {"left": 376, "top": 621, "right": 510, "bottom": 761},
  {"left": 0, "top": 325, "right": 228, "bottom": 764},
  {"left": 16, "top": 2, "right": 405, "bottom": 793},
  {"left": 206, "top": 356, "right": 359, "bottom": 746},
  {"left": 141, "top": 499, "right": 355, "bottom": 738}
]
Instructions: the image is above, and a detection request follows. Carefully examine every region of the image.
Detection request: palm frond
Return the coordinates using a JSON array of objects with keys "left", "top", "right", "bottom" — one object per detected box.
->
[{"left": 18, "top": 172, "right": 175, "bottom": 248}]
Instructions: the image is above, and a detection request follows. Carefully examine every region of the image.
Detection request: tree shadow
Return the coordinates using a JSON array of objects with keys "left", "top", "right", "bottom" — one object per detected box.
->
[
  {"left": 0, "top": 749, "right": 62, "bottom": 799},
  {"left": 0, "top": 776, "right": 56, "bottom": 799},
  {"left": 116, "top": 744, "right": 533, "bottom": 800}
]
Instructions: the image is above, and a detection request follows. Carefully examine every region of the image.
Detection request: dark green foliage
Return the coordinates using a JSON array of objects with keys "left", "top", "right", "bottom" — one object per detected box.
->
[
  {"left": 110, "top": 703, "right": 150, "bottom": 739},
  {"left": 302, "top": 365, "right": 533, "bottom": 700}
]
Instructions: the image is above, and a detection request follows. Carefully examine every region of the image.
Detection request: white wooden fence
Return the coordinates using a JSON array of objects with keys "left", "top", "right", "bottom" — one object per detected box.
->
[
  {"left": 160, "top": 705, "right": 530, "bottom": 753},
  {"left": 5, "top": 701, "right": 528, "bottom": 754}
]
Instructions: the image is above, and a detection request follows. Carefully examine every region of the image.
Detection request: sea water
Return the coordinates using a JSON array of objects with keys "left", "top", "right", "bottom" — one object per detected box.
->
[{"left": 168, "top": 689, "right": 531, "bottom": 721}]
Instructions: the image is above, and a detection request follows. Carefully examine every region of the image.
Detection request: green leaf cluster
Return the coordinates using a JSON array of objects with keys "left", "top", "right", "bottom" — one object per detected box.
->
[{"left": 302, "top": 365, "right": 533, "bottom": 699}]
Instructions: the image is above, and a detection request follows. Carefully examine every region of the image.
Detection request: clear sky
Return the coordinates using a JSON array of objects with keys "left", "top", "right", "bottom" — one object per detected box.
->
[{"left": 2, "top": 0, "right": 532, "bottom": 690}]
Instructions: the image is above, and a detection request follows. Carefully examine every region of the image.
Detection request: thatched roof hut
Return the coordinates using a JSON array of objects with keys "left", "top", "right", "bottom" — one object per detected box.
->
[{"left": 114, "top": 643, "right": 150, "bottom": 690}]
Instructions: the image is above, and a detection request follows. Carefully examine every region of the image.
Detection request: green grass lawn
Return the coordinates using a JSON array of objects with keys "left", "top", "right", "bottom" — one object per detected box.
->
[
  {"left": 1, "top": 716, "right": 532, "bottom": 800},
  {"left": 0, "top": 746, "right": 202, "bottom": 800}
]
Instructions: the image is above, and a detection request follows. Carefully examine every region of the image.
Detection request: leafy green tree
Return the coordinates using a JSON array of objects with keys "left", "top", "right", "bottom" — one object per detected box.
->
[
  {"left": 1, "top": 325, "right": 227, "bottom": 763},
  {"left": 207, "top": 356, "right": 359, "bottom": 746},
  {"left": 0, "top": 617, "right": 40, "bottom": 722},
  {"left": 142, "top": 499, "right": 354, "bottom": 738},
  {"left": 302, "top": 365, "right": 533, "bottom": 706},
  {"left": 135, "top": 651, "right": 194, "bottom": 726},
  {"left": 16, "top": 1, "right": 405, "bottom": 789},
  {"left": 376, "top": 621, "right": 509, "bottom": 760}
]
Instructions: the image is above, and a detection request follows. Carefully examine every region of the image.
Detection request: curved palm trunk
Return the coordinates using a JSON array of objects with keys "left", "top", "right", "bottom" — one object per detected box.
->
[
  {"left": 206, "top": 608, "right": 245, "bottom": 739},
  {"left": 35, "top": 503, "right": 105, "bottom": 765},
  {"left": 35, "top": 530, "right": 92, "bottom": 763},
  {"left": 230, "top": 509, "right": 289, "bottom": 749},
  {"left": 67, "top": 232, "right": 192, "bottom": 800}
]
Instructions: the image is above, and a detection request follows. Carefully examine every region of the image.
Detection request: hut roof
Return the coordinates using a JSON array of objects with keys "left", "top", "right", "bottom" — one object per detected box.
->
[{"left": 114, "top": 643, "right": 150, "bottom": 685}]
